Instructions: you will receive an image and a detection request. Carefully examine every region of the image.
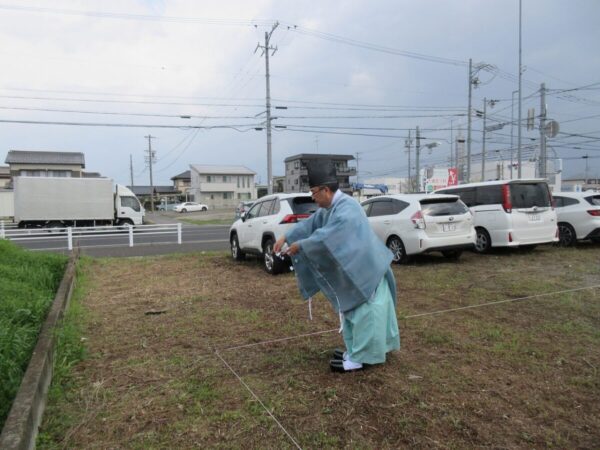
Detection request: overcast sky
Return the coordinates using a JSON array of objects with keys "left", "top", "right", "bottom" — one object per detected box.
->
[{"left": 0, "top": 0, "right": 598, "bottom": 186}]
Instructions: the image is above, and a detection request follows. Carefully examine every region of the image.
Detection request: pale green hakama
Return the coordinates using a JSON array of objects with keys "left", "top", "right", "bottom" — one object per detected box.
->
[{"left": 342, "top": 275, "right": 400, "bottom": 365}]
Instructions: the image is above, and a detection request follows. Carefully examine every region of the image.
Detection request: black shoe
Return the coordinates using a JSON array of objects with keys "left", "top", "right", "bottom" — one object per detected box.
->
[
  {"left": 332, "top": 348, "right": 345, "bottom": 360},
  {"left": 329, "top": 359, "right": 364, "bottom": 373}
]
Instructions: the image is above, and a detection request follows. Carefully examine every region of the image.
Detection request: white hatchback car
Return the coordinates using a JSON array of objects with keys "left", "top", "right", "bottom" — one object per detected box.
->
[
  {"left": 551, "top": 191, "right": 600, "bottom": 246},
  {"left": 361, "top": 194, "right": 476, "bottom": 263},
  {"left": 229, "top": 193, "right": 317, "bottom": 274},
  {"left": 173, "top": 202, "right": 208, "bottom": 213}
]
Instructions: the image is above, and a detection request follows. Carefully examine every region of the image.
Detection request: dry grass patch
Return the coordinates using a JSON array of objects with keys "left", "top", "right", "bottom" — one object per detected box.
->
[{"left": 39, "top": 244, "right": 600, "bottom": 449}]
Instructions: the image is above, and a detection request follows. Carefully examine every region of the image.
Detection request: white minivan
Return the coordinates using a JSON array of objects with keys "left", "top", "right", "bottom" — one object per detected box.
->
[{"left": 435, "top": 179, "right": 558, "bottom": 253}]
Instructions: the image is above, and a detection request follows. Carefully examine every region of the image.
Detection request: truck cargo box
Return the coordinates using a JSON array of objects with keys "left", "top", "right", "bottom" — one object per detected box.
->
[{"left": 14, "top": 177, "right": 114, "bottom": 222}]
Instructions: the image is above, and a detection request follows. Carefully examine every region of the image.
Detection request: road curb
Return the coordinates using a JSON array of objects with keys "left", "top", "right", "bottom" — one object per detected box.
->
[{"left": 0, "top": 251, "right": 79, "bottom": 450}]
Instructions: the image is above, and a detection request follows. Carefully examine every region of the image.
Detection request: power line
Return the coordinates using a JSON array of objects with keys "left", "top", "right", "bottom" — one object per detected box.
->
[
  {"left": 0, "top": 105, "right": 262, "bottom": 119},
  {"left": 0, "top": 118, "right": 261, "bottom": 130}
]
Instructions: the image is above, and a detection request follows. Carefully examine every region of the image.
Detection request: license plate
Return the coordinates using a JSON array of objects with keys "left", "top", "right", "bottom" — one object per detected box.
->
[
  {"left": 442, "top": 223, "right": 456, "bottom": 232},
  {"left": 528, "top": 214, "right": 541, "bottom": 222}
]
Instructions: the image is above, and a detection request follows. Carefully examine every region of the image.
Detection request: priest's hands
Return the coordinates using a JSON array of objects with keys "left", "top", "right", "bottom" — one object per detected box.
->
[
  {"left": 274, "top": 236, "right": 286, "bottom": 254},
  {"left": 274, "top": 236, "right": 300, "bottom": 256}
]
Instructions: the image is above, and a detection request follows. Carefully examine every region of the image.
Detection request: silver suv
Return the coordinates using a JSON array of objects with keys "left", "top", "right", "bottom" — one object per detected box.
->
[{"left": 229, "top": 193, "right": 317, "bottom": 274}]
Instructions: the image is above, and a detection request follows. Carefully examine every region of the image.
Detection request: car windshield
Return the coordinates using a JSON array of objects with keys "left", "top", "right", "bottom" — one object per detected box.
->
[
  {"left": 510, "top": 183, "right": 551, "bottom": 208},
  {"left": 420, "top": 198, "right": 468, "bottom": 216},
  {"left": 288, "top": 196, "right": 318, "bottom": 214}
]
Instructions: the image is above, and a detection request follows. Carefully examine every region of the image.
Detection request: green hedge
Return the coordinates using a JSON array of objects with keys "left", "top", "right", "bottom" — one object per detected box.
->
[{"left": 0, "top": 240, "right": 67, "bottom": 429}]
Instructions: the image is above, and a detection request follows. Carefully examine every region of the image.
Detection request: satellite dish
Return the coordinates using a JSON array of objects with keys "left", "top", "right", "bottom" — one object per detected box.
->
[{"left": 544, "top": 120, "right": 559, "bottom": 138}]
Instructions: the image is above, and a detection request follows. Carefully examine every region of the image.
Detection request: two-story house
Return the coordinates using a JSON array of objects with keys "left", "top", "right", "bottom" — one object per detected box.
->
[
  {"left": 5, "top": 150, "right": 85, "bottom": 180},
  {"left": 189, "top": 165, "right": 256, "bottom": 209},
  {"left": 284, "top": 153, "right": 356, "bottom": 194},
  {"left": 171, "top": 170, "right": 191, "bottom": 197}
]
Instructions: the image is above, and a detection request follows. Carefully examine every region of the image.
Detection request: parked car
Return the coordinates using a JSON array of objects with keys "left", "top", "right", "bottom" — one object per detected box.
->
[
  {"left": 552, "top": 191, "right": 600, "bottom": 246},
  {"left": 158, "top": 203, "right": 177, "bottom": 212},
  {"left": 229, "top": 193, "right": 317, "bottom": 274},
  {"left": 361, "top": 193, "right": 475, "bottom": 263},
  {"left": 234, "top": 200, "right": 255, "bottom": 219},
  {"left": 173, "top": 202, "right": 208, "bottom": 213},
  {"left": 435, "top": 179, "right": 558, "bottom": 253}
]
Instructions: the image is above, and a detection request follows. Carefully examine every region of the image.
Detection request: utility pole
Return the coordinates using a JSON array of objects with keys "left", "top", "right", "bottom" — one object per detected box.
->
[
  {"left": 355, "top": 152, "right": 360, "bottom": 183},
  {"left": 539, "top": 82, "right": 547, "bottom": 179},
  {"left": 144, "top": 135, "right": 156, "bottom": 212},
  {"left": 256, "top": 22, "right": 279, "bottom": 194},
  {"left": 517, "top": 0, "right": 523, "bottom": 178},
  {"left": 415, "top": 126, "right": 421, "bottom": 193},
  {"left": 482, "top": 97, "right": 487, "bottom": 182},
  {"left": 511, "top": 89, "right": 517, "bottom": 180},
  {"left": 467, "top": 58, "right": 473, "bottom": 183},
  {"left": 405, "top": 130, "right": 412, "bottom": 192},
  {"left": 584, "top": 154, "right": 589, "bottom": 183},
  {"left": 129, "top": 154, "right": 134, "bottom": 187},
  {"left": 449, "top": 120, "right": 454, "bottom": 168}
]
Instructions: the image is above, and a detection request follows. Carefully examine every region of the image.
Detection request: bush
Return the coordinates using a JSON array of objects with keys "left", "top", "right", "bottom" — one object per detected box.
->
[{"left": 0, "top": 240, "right": 67, "bottom": 429}]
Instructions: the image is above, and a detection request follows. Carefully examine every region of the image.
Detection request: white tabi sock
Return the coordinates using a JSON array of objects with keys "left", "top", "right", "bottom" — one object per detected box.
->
[{"left": 343, "top": 359, "right": 363, "bottom": 371}]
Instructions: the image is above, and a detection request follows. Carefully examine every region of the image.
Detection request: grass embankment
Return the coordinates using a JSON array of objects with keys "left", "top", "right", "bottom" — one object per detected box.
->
[
  {"left": 0, "top": 240, "right": 67, "bottom": 429},
  {"left": 37, "top": 259, "right": 89, "bottom": 449}
]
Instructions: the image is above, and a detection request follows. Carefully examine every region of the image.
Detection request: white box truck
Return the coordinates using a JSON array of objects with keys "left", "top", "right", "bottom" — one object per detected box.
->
[{"left": 13, "top": 177, "right": 145, "bottom": 228}]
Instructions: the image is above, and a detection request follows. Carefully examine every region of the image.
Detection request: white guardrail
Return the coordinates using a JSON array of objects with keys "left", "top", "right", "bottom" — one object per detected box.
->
[{"left": 0, "top": 221, "right": 182, "bottom": 250}]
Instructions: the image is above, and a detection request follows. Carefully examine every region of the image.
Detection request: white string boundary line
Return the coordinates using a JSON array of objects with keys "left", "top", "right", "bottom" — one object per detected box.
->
[
  {"left": 221, "top": 284, "right": 600, "bottom": 352},
  {"left": 215, "top": 283, "right": 600, "bottom": 448},
  {"left": 404, "top": 284, "right": 600, "bottom": 318},
  {"left": 214, "top": 350, "right": 303, "bottom": 450}
]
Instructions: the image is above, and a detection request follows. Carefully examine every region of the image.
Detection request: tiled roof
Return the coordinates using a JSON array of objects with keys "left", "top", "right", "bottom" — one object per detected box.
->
[
  {"left": 284, "top": 153, "right": 355, "bottom": 163},
  {"left": 5, "top": 150, "right": 85, "bottom": 167},
  {"left": 171, "top": 170, "right": 191, "bottom": 180},
  {"left": 190, "top": 164, "right": 256, "bottom": 175},
  {"left": 127, "top": 185, "right": 180, "bottom": 195}
]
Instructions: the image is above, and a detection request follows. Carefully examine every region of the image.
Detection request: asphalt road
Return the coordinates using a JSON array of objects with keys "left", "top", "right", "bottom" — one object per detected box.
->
[{"left": 5, "top": 211, "right": 233, "bottom": 258}]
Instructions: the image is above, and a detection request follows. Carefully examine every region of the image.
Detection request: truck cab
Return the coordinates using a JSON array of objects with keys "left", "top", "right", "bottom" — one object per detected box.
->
[{"left": 115, "top": 184, "right": 145, "bottom": 225}]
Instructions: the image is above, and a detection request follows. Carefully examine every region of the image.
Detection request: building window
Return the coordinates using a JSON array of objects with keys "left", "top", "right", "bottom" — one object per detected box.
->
[
  {"left": 223, "top": 175, "right": 227, "bottom": 182},
  {"left": 207, "top": 175, "right": 212, "bottom": 182},
  {"left": 237, "top": 177, "right": 240, "bottom": 188},
  {"left": 210, "top": 194, "right": 214, "bottom": 200},
  {"left": 224, "top": 192, "right": 233, "bottom": 199}
]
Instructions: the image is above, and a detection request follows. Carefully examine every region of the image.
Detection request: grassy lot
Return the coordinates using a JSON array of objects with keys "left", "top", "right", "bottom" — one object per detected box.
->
[
  {"left": 38, "top": 244, "right": 600, "bottom": 448},
  {"left": 0, "top": 240, "right": 67, "bottom": 429}
]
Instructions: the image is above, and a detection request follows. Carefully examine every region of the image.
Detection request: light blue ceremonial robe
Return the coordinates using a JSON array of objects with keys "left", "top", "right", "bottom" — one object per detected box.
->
[{"left": 285, "top": 192, "right": 400, "bottom": 364}]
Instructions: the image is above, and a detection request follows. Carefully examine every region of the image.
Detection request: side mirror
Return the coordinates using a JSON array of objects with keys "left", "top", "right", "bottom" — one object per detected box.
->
[{"left": 241, "top": 212, "right": 247, "bottom": 222}]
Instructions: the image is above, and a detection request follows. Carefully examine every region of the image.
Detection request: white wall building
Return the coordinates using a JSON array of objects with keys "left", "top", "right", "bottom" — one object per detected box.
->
[{"left": 189, "top": 164, "right": 256, "bottom": 209}]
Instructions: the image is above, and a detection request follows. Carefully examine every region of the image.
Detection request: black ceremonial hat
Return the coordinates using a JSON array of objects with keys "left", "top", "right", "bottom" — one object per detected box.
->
[{"left": 307, "top": 159, "right": 337, "bottom": 187}]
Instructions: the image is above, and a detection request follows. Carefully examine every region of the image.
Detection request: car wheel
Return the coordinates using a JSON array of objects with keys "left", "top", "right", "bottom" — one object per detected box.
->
[
  {"left": 474, "top": 228, "right": 491, "bottom": 253},
  {"left": 442, "top": 250, "right": 462, "bottom": 260},
  {"left": 263, "top": 238, "right": 285, "bottom": 275},
  {"left": 230, "top": 234, "right": 245, "bottom": 261},
  {"left": 202, "top": 207, "right": 207, "bottom": 211},
  {"left": 558, "top": 223, "right": 576, "bottom": 247},
  {"left": 387, "top": 236, "right": 408, "bottom": 264},
  {"left": 181, "top": 208, "right": 187, "bottom": 213}
]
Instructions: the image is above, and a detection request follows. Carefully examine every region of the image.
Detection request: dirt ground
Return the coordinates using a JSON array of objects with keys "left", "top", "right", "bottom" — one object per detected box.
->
[{"left": 40, "top": 244, "right": 600, "bottom": 449}]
